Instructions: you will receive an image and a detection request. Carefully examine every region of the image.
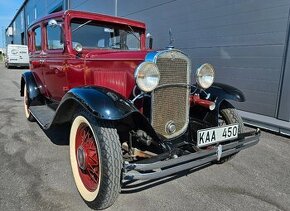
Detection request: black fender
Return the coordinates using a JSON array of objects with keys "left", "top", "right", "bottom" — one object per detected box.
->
[
  {"left": 20, "top": 71, "right": 44, "bottom": 106},
  {"left": 51, "top": 86, "right": 166, "bottom": 151},
  {"left": 191, "top": 83, "right": 245, "bottom": 126},
  {"left": 207, "top": 82, "right": 245, "bottom": 104},
  {"left": 52, "top": 86, "right": 138, "bottom": 124}
]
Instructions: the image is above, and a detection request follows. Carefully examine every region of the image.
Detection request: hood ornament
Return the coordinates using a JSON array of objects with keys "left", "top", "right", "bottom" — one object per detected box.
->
[{"left": 167, "top": 28, "right": 175, "bottom": 49}]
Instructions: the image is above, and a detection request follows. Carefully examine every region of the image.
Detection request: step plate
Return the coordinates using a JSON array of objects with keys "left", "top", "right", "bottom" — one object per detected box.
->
[{"left": 29, "top": 105, "right": 55, "bottom": 128}]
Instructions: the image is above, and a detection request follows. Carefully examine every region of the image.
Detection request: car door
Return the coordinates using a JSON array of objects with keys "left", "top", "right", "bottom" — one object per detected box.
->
[
  {"left": 42, "top": 20, "right": 69, "bottom": 102},
  {"left": 29, "top": 25, "right": 47, "bottom": 97}
]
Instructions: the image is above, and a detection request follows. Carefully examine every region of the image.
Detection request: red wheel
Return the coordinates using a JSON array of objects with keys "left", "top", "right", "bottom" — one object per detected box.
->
[
  {"left": 70, "top": 111, "right": 122, "bottom": 209},
  {"left": 75, "top": 123, "right": 101, "bottom": 192}
]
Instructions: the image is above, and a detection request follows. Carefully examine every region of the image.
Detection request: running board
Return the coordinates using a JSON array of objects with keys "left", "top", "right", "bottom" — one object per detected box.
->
[{"left": 29, "top": 105, "right": 56, "bottom": 129}]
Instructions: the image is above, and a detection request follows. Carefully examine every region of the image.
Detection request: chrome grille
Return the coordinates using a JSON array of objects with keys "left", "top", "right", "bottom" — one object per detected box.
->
[{"left": 151, "top": 51, "right": 190, "bottom": 139}]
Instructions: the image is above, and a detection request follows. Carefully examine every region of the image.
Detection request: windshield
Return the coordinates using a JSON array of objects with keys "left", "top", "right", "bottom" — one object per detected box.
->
[{"left": 71, "top": 19, "right": 141, "bottom": 50}]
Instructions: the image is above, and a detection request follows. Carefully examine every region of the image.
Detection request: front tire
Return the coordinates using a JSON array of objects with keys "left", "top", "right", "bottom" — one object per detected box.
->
[
  {"left": 217, "top": 107, "right": 244, "bottom": 164},
  {"left": 70, "top": 110, "right": 122, "bottom": 209}
]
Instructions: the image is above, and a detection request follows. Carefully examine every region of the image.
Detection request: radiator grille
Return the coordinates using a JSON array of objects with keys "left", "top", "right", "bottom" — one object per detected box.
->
[{"left": 151, "top": 51, "right": 190, "bottom": 138}]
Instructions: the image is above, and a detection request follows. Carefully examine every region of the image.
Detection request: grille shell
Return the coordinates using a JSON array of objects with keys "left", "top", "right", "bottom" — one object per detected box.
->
[{"left": 151, "top": 50, "right": 191, "bottom": 139}]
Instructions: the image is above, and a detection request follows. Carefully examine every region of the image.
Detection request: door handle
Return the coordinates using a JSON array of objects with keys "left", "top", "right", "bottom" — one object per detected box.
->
[{"left": 40, "top": 50, "right": 47, "bottom": 56}]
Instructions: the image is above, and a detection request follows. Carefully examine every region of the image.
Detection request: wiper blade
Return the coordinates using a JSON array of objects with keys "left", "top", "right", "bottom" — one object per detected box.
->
[
  {"left": 127, "top": 25, "right": 140, "bottom": 42},
  {"left": 72, "top": 20, "right": 92, "bottom": 33}
]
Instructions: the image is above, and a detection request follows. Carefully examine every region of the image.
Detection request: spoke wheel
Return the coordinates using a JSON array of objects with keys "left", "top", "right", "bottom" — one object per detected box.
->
[
  {"left": 70, "top": 110, "right": 122, "bottom": 209},
  {"left": 75, "top": 123, "right": 100, "bottom": 192}
]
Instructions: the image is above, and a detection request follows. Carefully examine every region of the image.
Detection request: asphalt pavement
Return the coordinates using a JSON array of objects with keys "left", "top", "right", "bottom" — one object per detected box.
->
[{"left": 0, "top": 63, "right": 289, "bottom": 211}]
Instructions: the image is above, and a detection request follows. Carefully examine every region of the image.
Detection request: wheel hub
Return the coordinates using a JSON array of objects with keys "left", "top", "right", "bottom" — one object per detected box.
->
[{"left": 77, "top": 146, "right": 87, "bottom": 170}]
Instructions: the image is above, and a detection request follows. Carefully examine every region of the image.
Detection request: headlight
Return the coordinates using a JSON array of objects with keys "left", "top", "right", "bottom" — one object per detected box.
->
[
  {"left": 195, "top": 63, "right": 215, "bottom": 89},
  {"left": 134, "top": 62, "right": 160, "bottom": 92}
]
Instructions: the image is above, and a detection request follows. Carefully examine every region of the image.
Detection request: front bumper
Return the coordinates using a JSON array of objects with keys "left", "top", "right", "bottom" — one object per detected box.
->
[
  {"left": 123, "top": 128, "right": 260, "bottom": 182},
  {"left": 7, "top": 62, "right": 29, "bottom": 67}
]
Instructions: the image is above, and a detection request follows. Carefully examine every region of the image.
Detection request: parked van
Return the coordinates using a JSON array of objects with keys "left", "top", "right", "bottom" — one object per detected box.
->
[{"left": 5, "top": 44, "right": 29, "bottom": 68}]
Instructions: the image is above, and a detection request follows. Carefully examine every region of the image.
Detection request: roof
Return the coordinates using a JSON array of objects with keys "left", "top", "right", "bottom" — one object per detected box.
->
[{"left": 28, "top": 10, "right": 146, "bottom": 30}]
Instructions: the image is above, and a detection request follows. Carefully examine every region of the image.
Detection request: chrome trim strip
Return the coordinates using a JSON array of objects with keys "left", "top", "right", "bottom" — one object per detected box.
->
[{"left": 145, "top": 49, "right": 189, "bottom": 63}]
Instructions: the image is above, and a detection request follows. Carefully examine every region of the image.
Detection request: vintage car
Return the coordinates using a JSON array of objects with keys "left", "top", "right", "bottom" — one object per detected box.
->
[{"left": 21, "top": 10, "right": 260, "bottom": 209}]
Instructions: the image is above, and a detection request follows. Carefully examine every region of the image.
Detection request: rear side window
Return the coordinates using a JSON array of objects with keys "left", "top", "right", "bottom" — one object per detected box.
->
[
  {"left": 34, "top": 27, "right": 42, "bottom": 51},
  {"left": 47, "top": 24, "right": 64, "bottom": 50}
]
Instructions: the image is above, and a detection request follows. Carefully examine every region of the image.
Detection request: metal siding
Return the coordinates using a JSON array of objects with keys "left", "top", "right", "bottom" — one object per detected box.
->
[
  {"left": 12, "top": 14, "right": 23, "bottom": 44},
  {"left": 70, "top": 0, "right": 115, "bottom": 16},
  {"left": 25, "top": 0, "right": 36, "bottom": 25},
  {"left": 23, "top": 0, "right": 63, "bottom": 26},
  {"left": 5, "top": 36, "right": 13, "bottom": 45},
  {"left": 48, "top": 0, "right": 64, "bottom": 13},
  {"left": 25, "top": 0, "right": 41, "bottom": 24},
  {"left": 278, "top": 15, "right": 290, "bottom": 121},
  {"left": 118, "top": 0, "right": 290, "bottom": 118},
  {"left": 6, "top": 0, "right": 63, "bottom": 45},
  {"left": 36, "top": 1, "right": 47, "bottom": 18}
]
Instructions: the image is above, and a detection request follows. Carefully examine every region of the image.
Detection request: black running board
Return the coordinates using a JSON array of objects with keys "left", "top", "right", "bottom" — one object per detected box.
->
[{"left": 29, "top": 105, "right": 55, "bottom": 129}]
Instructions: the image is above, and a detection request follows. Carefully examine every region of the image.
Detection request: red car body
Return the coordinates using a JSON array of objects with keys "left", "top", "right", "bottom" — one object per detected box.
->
[{"left": 28, "top": 10, "right": 148, "bottom": 101}]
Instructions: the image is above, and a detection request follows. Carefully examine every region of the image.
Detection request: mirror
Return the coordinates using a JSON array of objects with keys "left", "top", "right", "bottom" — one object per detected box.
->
[
  {"left": 104, "top": 28, "right": 114, "bottom": 33},
  {"left": 73, "top": 42, "right": 83, "bottom": 53},
  {"left": 146, "top": 33, "right": 153, "bottom": 49},
  {"left": 48, "top": 19, "right": 60, "bottom": 28}
]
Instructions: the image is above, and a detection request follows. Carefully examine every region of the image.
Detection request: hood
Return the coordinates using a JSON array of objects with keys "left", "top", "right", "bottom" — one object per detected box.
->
[{"left": 80, "top": 50, "right": 150, "bottom": 99}]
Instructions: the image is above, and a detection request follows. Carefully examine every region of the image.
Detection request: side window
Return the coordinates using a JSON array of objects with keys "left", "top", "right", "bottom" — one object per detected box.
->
[
  {"left": 47, "top": 24, "right": 64, "bottom": 50},
  {"left": 34, "top": 27, "right": 42, "bottom": 51}
]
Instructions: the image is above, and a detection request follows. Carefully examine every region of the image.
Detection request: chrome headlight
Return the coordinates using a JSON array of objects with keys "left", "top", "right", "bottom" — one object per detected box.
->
[
  {"left": 134, "top": 62, "right": 160, "bottom": 92},
  {"left": 195, "top": 63, "right": 215, "bottom": 89}
]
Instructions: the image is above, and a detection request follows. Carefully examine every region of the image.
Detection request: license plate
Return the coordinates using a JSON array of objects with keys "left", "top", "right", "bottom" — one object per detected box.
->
[{"left": 197, "top": 124, "right": 239, "bottom": 147}]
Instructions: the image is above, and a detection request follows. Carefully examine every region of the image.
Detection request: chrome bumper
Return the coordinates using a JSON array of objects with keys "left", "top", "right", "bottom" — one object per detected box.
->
[{"left": 123, "top": 129, "right": 261, "bottom": 182}]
